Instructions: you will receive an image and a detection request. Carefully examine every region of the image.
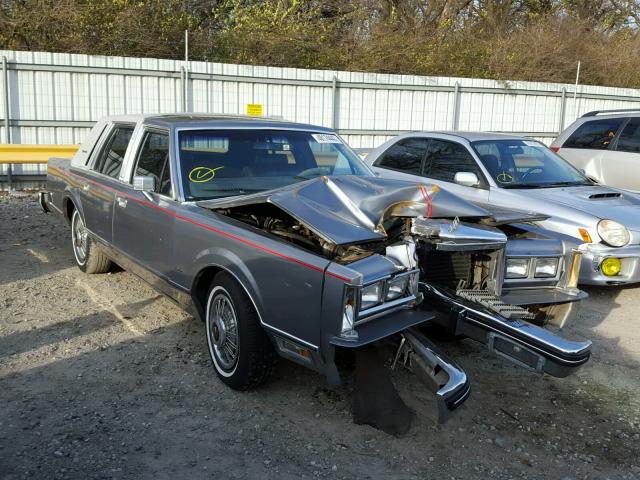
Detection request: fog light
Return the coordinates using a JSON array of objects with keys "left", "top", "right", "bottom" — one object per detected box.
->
[{"left": 601, "top": 257, "right": 621, "bottom": 277}]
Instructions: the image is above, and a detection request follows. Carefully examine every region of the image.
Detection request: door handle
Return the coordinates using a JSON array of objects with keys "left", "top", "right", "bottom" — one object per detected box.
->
[{"left": 116, "top": 196, "right": 128, "bottom": 208}]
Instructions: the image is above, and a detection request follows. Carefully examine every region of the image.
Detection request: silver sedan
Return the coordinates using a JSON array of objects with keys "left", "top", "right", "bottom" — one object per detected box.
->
[{"left": 364, "top": 131, "right": 640, "bottom": 286}]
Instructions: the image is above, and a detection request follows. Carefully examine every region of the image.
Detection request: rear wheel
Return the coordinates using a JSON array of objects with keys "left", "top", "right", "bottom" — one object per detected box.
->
[
  {"left": 205, "top": 272, "right": 275, "bottom": 390},
  {"left": 71, "top": 209, "right": 112, "bottom": 274}
]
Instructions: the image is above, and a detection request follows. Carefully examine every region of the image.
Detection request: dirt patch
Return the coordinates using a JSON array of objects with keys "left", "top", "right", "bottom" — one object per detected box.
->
[{"left": 1, "top": 193, "right": 639, "bottom": 479}]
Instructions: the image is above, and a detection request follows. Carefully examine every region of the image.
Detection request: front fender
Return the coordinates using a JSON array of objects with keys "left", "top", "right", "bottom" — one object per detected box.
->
[{"left": 190, "top": 247, "right": 265, "bottom": 323}]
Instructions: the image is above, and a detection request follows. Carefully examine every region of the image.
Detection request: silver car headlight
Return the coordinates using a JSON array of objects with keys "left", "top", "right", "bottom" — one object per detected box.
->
[
  {"left": 505, "top": 258, "right": 530, "bottom": 279},
  {"left": 386, "top": 275, "right": 410, "bottom": 301},
  {"left": 597, "top": 219, "right": 630, "bottom": 247},
  {"left": 534, "top": 257, "right": 558, "bottom": 278},
  {"left": 360, "top": 281, "right": 384, "bottom": 309}
]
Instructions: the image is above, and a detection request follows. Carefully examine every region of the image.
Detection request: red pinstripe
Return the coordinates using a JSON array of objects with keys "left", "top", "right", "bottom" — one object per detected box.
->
[{"left": 63, "top": 169, "right": 350, "bottom": 282}]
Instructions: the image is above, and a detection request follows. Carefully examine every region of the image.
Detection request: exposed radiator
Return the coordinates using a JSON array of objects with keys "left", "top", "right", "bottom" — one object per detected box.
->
[
  {"left": 456, "top": 289, "right": 535, "bottom": 320},
  {"left": 421, "top": 251, "right": 472, "bottom": 289}
]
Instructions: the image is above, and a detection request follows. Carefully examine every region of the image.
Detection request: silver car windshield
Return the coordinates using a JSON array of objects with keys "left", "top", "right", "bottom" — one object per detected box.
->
[
  {"left": 471, "top": 139, "right": 591, "bottom": 189},
  {"left": 178, "top": 129, "right": 372, "bottom": 200}
]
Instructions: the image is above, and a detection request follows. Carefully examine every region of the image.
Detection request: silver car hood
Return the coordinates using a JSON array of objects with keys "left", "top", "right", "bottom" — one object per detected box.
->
[
  {"left": 198, "top": 175, "right": 491, "bottom": 245},
  {"left": 520, "top": 185, "right": 640, "bottom": 227}
]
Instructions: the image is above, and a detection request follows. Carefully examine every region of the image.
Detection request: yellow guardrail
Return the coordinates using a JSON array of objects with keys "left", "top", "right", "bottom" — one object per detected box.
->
[{"left": 0, "top": 144, "right": 79, "bottom": 164}]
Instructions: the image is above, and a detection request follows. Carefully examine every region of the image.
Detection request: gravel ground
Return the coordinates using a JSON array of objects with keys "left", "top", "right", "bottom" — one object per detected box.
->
[{"left": 1, "top": 192, "right": 639, "bottom": 480}]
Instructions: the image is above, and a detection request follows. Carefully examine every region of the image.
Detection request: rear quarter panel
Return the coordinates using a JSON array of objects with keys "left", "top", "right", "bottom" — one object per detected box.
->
[{"left": 46, "top": 157, "right": 84, "bottom": 221}]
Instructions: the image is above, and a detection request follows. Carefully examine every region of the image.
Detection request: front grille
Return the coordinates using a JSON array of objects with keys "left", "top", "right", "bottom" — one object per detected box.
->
[
  {"left": 421, "top": 251, "right": 473, "bottom": 289},
  {"left": 456, "top": 289, "right": 535, "bottom": 320}
]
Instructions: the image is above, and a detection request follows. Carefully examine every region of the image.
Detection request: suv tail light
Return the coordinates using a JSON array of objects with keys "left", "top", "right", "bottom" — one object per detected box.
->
[{"left": 550, "top": 146, "right": 560, "bottom": 153}]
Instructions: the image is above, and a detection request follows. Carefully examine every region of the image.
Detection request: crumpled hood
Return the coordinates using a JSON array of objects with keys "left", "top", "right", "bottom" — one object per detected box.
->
[
  {"left": 522, "top": 185, "right": 640, "bottom": 229},
  {"left": 198, "top": 175, "right": 491, "bottom": 245}
]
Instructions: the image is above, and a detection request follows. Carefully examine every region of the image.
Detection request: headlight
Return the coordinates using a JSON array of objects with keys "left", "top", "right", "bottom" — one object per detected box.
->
[
  {"left": 386, "top": 275, "right": 410, "bottom": 301},
  {"left": 360, "top": 281, "right": 383, "bottom": 309},
  {"left": 597, "top": 219, "right": 630, "bottom": 247},
  {"left": 505, "top": 258, "right": 530, "bottom": 278},
  {"left": 534, "top": 257, "right": 558, "bottom": 278}
]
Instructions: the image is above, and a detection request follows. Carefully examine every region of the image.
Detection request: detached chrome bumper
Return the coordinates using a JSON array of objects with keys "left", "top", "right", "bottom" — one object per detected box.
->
[
  {"left": 395, "top": 328, "right": 470, "bottom": 423},
  {"left": 38, "top": 191, "right": 51, "bottom": 213},
  {"left": 579, "top": 243, "right": 640, "bottom": 286},
  {"left": 422, "top": 284, "right": 592, "bottom": 378}
]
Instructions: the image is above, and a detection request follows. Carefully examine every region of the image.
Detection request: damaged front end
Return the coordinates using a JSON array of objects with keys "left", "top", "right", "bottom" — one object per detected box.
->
[
  {"left": 411, "top": 216, "right": 591, "bottom": 378},
  {"left": 200, "top": 175, "right": 591, "bottom": 421}
]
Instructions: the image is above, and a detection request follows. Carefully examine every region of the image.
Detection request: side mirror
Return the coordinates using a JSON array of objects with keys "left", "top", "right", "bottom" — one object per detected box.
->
[
  {"left": 454, "top": 172, "right": 480, "bottom": 188},
  {"left": 133, "top": 175, "right": 156, "bottom": 192}
]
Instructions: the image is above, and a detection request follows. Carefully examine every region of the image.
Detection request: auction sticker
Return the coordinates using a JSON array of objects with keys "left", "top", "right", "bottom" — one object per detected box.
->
[
  {"left": 312, "top": 133, "right": 341, "bottom": 144},
  {"left": 246, "top": 103, "right": 263, "bottom": 116}
]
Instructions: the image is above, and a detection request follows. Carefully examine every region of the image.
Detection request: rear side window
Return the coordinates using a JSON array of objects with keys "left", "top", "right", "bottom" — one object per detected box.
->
[
  {"left": 424, "top": 139, "right": 481, "bottom": 183},
  {"left": 93, "top": 126, "right": 135, "bottom": 178},
  {"left": 134, "top": 131, "right": 172, "bottom": 196},
  {"left": 374, "top": 138, "right": 429, "bottom": 174},
  {"left": 616, "top": 119, "right": 640, "bottom": 153},
  {"left": 564, "top": 118, "right": 625, "bottom": 150}
]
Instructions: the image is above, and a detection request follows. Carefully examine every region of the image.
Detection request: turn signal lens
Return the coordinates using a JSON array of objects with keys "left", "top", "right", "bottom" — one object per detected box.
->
[
  {"left": 578, "top": 228, "right": 592, "bottom": 243},
  {"left": 601, "top": 257, "right": 621, "bottom": 277},
  {"left": 340, "top": 287, "right": 358, "bottom": 340}
]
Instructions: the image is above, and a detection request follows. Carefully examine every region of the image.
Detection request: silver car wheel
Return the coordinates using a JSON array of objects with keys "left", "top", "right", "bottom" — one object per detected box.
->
[
  {"left": 71, "top": 210, "right": 88, "bottom": 266},
  {"left": 207, "top": 287, "right": 239, "bottom": 374}
]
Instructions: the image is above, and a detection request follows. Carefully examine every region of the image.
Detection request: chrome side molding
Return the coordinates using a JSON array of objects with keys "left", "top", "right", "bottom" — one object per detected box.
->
[{"left": 394, "top": 328, "right": 470, "bottom": 423}]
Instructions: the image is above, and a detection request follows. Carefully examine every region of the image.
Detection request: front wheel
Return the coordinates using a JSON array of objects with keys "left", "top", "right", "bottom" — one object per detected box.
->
[
  {"left": 71, "top": 209, "right": 112, "bottom": 274},
  {"left": 205, "top": 272, "right": 275, "bottom": 390}
]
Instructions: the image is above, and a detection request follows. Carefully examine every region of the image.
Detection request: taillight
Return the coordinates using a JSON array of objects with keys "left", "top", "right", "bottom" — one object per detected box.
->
[{"left": 550, "top": 146, "right": 560, "bottom": 153}]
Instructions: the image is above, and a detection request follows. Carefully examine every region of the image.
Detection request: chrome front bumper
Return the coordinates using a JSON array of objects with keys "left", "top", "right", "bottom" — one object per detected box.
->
[
  {"left": 422, "top": 284, "right": 592, "bottom": 378},
  {"left": 579, "top": 243, "right": 640, "bottom": 285}
]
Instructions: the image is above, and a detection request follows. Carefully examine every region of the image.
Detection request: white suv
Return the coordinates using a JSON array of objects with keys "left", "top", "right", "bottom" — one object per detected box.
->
[{"left": 551, "top": 109, "right": 640, "bottom": 191}]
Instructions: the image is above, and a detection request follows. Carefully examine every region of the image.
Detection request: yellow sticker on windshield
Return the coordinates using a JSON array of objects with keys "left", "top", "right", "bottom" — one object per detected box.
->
[{"left": 189, "top": 166, "right": 224, "bottom": 183}]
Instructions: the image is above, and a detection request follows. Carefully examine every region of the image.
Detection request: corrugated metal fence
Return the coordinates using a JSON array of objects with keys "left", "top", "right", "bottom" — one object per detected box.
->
[{"left": 2, "top": 49, "right": 640, "bottom": 180}]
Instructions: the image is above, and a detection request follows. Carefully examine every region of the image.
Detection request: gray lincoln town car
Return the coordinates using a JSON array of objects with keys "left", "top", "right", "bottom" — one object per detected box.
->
[
  {"left": 40, "top": 114, "right": 591, "bottom": 422},
  {"left": 365, "top": 131, "right": 640, "bottom": 286}
]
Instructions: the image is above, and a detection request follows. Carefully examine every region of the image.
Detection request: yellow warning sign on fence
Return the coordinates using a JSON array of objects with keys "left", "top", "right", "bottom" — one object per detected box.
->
[{"left": 246, "top": 103, "right": 263, "bottom": 116}]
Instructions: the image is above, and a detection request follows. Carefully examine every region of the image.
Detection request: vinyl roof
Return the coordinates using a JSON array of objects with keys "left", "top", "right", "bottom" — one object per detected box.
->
[{"left": 102, "top": 113, "right": 334, "bottom": 132}]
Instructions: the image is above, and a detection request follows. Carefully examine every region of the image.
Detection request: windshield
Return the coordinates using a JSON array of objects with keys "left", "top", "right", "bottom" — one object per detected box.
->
[
  {"left": 471, "top": 139, "right": 591, "bottom": 189},
  {"left": 178, "top": 129, "right": 371, "bottom": 200}
]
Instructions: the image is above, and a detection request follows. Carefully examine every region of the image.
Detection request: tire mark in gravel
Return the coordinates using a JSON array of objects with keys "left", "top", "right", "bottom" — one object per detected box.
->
[{"left": 76, "top": 278, "right": 146, "bottom": 336}]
